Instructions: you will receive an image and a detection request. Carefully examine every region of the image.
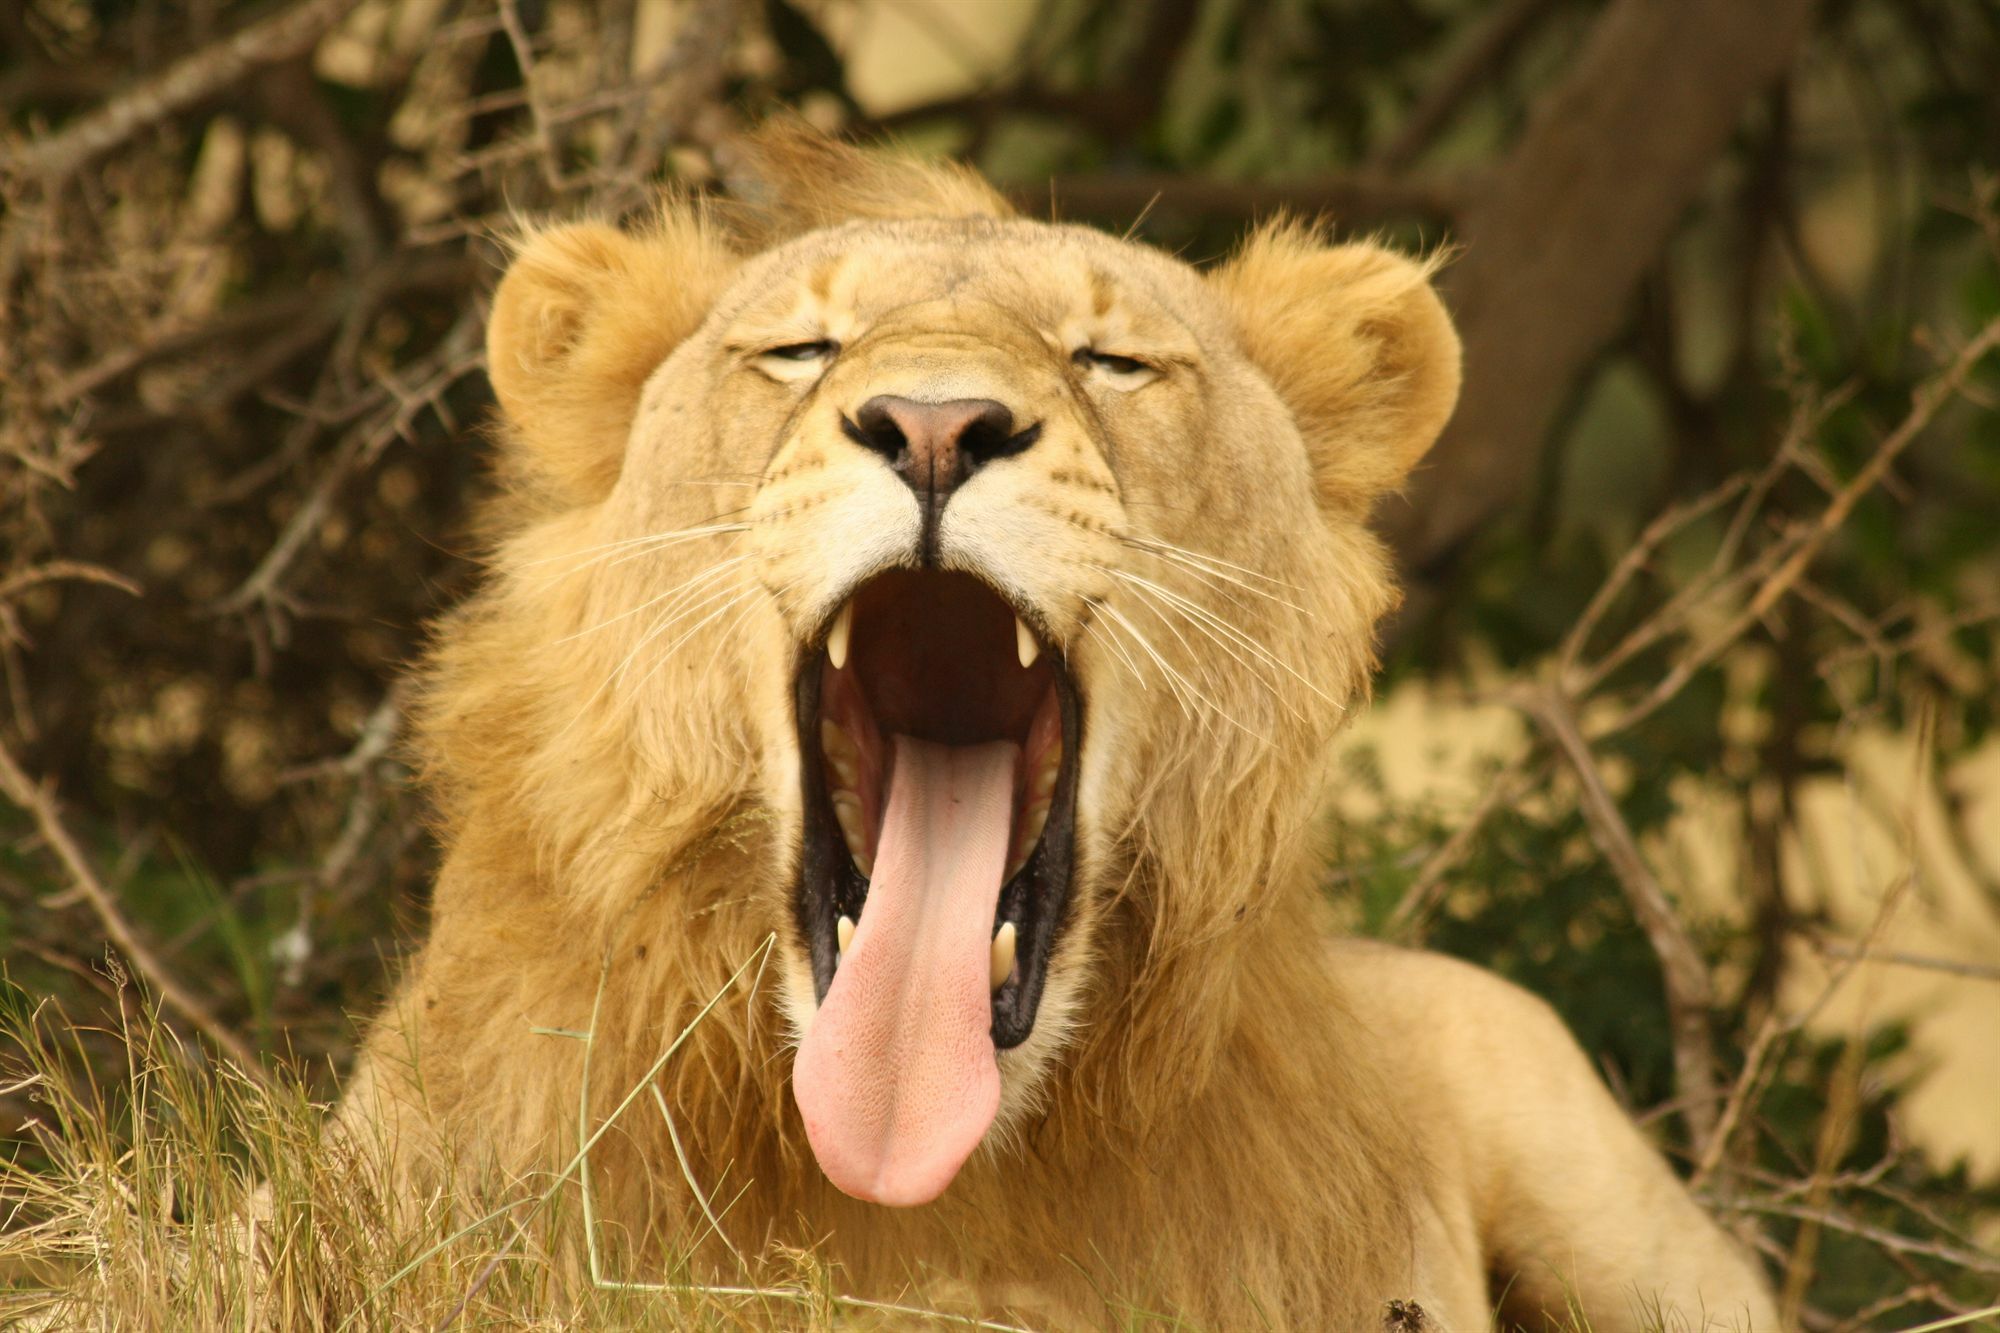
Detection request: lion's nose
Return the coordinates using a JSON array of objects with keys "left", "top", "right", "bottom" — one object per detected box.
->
[{"left": 844, "top": 395, "right": 1040, "bottom": 505}]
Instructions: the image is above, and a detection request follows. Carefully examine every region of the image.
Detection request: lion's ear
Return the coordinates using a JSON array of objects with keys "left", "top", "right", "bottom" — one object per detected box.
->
[
  {"left": 1210, "top": 222, "right": 1461, "bottom": 512},
  {"left": 487, "top": 207, "right": 736, "bottom": 505}
]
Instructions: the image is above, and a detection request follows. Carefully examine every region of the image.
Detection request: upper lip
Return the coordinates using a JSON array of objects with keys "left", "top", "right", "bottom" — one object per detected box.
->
[{"left": 792, "top": 568, "right": 1082, "bottom": 1048}]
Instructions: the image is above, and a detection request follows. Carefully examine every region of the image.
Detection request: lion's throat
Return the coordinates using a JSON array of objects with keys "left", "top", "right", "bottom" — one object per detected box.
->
[{"left": 793, "top": 735, "right": 1015, "bottom": 1207}]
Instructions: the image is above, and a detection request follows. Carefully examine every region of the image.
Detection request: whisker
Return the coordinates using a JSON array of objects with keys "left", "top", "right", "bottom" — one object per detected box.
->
[
  {"left": 518, "top": 522, "right": 751, "bottom": 589},
  {"left": 1119, "top": 533, "right": 1302, "bottom": 592},
  {"left": 1098, "top": 601, "right": 1260, "bottom": 739},
  {"left": 558, "top": 577, "right": 749, "bottom": 736},
  {"left": 619, "top": 589, "right": 759, "bottom": 706},
  {"left": 1120, "top": 537, "right": 1313, "bottom": 617},
  {"left": 516, "top": 520, "right": 749, "bottom": 570},
  {"left": 1096, "top": 564, "right": 1339, "bottom": 710},
  {"left": 556, "top": 555, "right": 752, "bottom": 644},
  {"left": 1077, "top": 609, "right": 1150, "bottom": 696}
]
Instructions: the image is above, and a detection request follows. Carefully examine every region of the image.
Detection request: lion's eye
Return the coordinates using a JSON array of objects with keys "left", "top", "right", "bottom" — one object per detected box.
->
[
  {"left": 763, "top": 340, "right": 838, "bottom": 362},
  {"left": 1073, "top": 348, "right": 1154, "bottom": 381}
]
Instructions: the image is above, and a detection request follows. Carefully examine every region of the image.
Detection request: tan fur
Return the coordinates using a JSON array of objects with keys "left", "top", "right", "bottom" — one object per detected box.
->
[{"left": 340, "top": 130, "right": 1777, "bottom": 1330}]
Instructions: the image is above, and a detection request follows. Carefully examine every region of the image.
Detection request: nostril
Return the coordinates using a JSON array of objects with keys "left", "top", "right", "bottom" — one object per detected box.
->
[
  {"left": 956, "top": 402, "right": 1029, "bottom": 464},
  {"left": 961, "top": 410, "right": 1040, "bottom": 466},
  {"left": 845, "top": 398, "right": 908, "bottom": 460}
]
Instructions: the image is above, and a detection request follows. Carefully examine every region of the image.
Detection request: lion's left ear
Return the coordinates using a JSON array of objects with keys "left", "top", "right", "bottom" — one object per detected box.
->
[{"left": 1210, "top": 222, "right": 1461, "bottom": 512}]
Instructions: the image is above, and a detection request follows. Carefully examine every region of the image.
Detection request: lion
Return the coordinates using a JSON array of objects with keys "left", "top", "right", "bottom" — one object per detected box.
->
[{"left": 336, "top": 129, "right": 1778, "bottom": 1330}]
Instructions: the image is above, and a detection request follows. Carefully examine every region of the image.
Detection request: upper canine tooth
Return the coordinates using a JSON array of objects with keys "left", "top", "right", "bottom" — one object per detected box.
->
[
  {"left": 837, "top": 914, "right": 855, "bottom": 956},
  {"left": 1015, "top": 616, "right": 1039, "bottom": 670},
  {"left": 990, "top": 922, "right": 1017, "bottom": 993},
  {"left": 827, "top": 600, "right": 854, "bottom": 671}
]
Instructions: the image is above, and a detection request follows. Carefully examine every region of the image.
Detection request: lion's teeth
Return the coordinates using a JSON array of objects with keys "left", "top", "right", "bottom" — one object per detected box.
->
[
  {"left": 830, "top": 790, "right": 867, "bottom": 872},
  {"left": 1015, "top": 616, "right": 1039, "bottom": 669},
  {"left": 990, "top": 922, "right": 1017, "bottom": 992},
  {"left": 836, "top": 914, "right": 855, "bottom": 956},
  {"left": 820, "top": 718, "right": 860, "bottom": 790},
  {"left": 1017, "top": 798, "right": 1049, "bottom": 857},
  {"left": 827, "top": 600, "right": 854, "bottom": 671},
  {"left": 1030, "top": 746, "right": 1061, "bottom": 800}
]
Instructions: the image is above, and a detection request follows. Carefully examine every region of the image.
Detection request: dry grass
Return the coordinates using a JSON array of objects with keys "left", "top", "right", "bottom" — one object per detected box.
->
[{"left": 0, "top": 961, "right": 1054, "bottom": 1332}]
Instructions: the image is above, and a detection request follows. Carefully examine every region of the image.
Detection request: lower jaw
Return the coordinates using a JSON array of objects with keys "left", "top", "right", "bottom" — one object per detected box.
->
[{"left": 791, "top": 656, "right": 1082, "bottom": 1050}]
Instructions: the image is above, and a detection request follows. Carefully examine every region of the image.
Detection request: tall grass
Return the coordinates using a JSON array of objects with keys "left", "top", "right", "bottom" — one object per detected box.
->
[{"left": 0, "top": 976, "right": 1031, "bottom": 1331}]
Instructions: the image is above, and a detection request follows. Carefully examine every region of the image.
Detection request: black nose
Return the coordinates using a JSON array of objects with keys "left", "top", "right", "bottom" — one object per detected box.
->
[{"left": 843, "top": 395, "right": 1040, "bottom": 505}]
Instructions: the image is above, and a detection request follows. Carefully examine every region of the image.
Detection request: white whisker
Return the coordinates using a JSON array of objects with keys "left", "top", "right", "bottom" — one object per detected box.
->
[
  {"left": 1095, "top": 564, "right": 1338, "bottom": 710},
  {"left": 557, "top": 576, "right": 749, "bottom": 736},
  {"left": 619, "top": 589, "right": 758, "bottom": 705},
  {"left": 1119, "top": 533, "right": 1301, "bottom": 592},
  {"left": 518, "top": 521, "right": 750, "bottom": 588},
  {"left": 1121, "top": 537, "right": 1313, "bottom": 617},
  {"left": 556, "top": 555, "right": 752, "bottom": 644},
  {"left": 1094, "top": 602, "right": 1200, "bottom": 728}
]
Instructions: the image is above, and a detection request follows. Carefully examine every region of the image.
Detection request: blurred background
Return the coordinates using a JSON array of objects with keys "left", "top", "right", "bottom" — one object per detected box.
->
[{"left": 2, "top": 1, "right": 1997, "bottom": 1326}]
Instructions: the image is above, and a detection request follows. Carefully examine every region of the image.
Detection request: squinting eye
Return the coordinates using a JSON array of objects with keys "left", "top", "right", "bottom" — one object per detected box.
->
[
  {"left": 763, "top": 340, "right": 837, "bottom": 362},
  {"left": 1074, "top": 348, "right": 1150, "bottom": 376}
]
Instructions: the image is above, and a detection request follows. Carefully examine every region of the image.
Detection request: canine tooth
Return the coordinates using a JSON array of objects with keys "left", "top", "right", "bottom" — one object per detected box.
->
[
  {"left": 827, "top": 600, "right": 854, "bottom": 671},
  {"left": 990, "top": 922, "right": 1017, "bottom": 993},
  {"left": 836, "top": 914, "right": 855, "bottom": 956},
  {"left": 1015, "top": 616, "right": 1039, "bottom": 669}
]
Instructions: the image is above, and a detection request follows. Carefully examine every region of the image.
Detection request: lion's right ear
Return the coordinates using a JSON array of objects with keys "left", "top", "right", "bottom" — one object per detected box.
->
[
  {"left": 1210, "top": 221, "right": 1461, "bottom": 514},
  {"left": 487, "top": 208, "right": 736, "bottom": 506}
]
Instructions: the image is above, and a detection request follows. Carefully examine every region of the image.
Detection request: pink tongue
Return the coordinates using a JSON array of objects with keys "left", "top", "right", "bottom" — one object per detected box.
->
[{"left": 793, "top": 735, "right": 1017, "bottom": 1206}]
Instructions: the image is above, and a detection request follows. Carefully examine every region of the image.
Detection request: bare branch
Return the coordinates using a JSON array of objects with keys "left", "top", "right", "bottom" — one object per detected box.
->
[
  {"left": 1030, "top": 170, "right": 1468, "bottom": 228},
  {"left": 6, "top": 0, "right": 363, "bottom": 180},
  {"left": 1598, "top": 315, "right": 2000, "bottom": 738},
  {"left": 1515, "top": 685, "right": 1720, "bottom": 1147},
  {"left": 0, "top": 739, "right": 265, "bottom": 1077},
  {"left": 1370, "top": 0, "right": 1560, "bottom": 173}
]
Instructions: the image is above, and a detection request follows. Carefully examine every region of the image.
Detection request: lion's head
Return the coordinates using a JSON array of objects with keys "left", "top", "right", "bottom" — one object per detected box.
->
[{"left": 452, "top": 129, "right": 1458, "bottom": 1209}]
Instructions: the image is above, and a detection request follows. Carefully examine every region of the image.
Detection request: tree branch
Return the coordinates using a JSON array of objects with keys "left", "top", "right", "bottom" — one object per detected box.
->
[
  {"left": 0, "top": 739, "right": 266, "bottom": 1077},
  {"left": 1390, "top": 0, "right": 1820, "bottom": 571},
  {"left": 1516, "top": 684, "right": 1720, "bottom": 1147},
  {"left": 7, "top": 0, "right": 362, "bottom": 180},
  {"left": 1027, "top": 169, "right": 1468, "bottom": 228},
  {"left": 1369, "top": 0, "right": 1560, "bottom": 173}
]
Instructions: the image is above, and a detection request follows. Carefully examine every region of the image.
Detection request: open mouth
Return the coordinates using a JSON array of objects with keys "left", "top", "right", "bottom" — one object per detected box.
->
[
  {"left": 793, "top": 569, "right": 1080, "bottom": 1047},
  {"left": 790, "top": 569, "right": 1080, "bottom": 1205}
]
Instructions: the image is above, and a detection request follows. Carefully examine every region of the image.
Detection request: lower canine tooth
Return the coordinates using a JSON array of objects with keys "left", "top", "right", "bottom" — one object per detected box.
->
[
  {"left": 837, "top": 914, "right": 855, "bottom": 956},
  {"left": 990, "top": 922, "right": 1017, "bottom": 993},
  {"left": 1015, "top": 616, "right": 1039, "bottom": 669}
]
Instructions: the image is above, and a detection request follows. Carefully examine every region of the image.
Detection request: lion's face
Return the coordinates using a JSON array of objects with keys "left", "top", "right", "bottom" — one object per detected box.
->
[{"left": 481, "top": 143, "right": 1459, "bottom": 1209}]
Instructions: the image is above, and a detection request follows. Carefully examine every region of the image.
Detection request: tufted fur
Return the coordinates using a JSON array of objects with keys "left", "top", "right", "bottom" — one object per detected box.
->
[{"left": 338, "top": 129, "right": 1776, "bottom": 1330}]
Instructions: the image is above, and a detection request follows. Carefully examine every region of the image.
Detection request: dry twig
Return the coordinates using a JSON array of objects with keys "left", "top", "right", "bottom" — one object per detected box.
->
[{"left": 0, "top": 740, "right": 264, "bottom": 1077}]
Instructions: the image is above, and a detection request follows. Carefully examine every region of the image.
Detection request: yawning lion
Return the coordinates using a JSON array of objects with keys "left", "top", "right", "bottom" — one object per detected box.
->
[{"left": 337, "top": 129, "right": 1776, "bottom": 1330}]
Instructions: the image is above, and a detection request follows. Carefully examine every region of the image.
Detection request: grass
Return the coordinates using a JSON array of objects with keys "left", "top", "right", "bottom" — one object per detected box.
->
[{"left": 0, "top": 960, "right": 1036, "bottom": 1332}]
